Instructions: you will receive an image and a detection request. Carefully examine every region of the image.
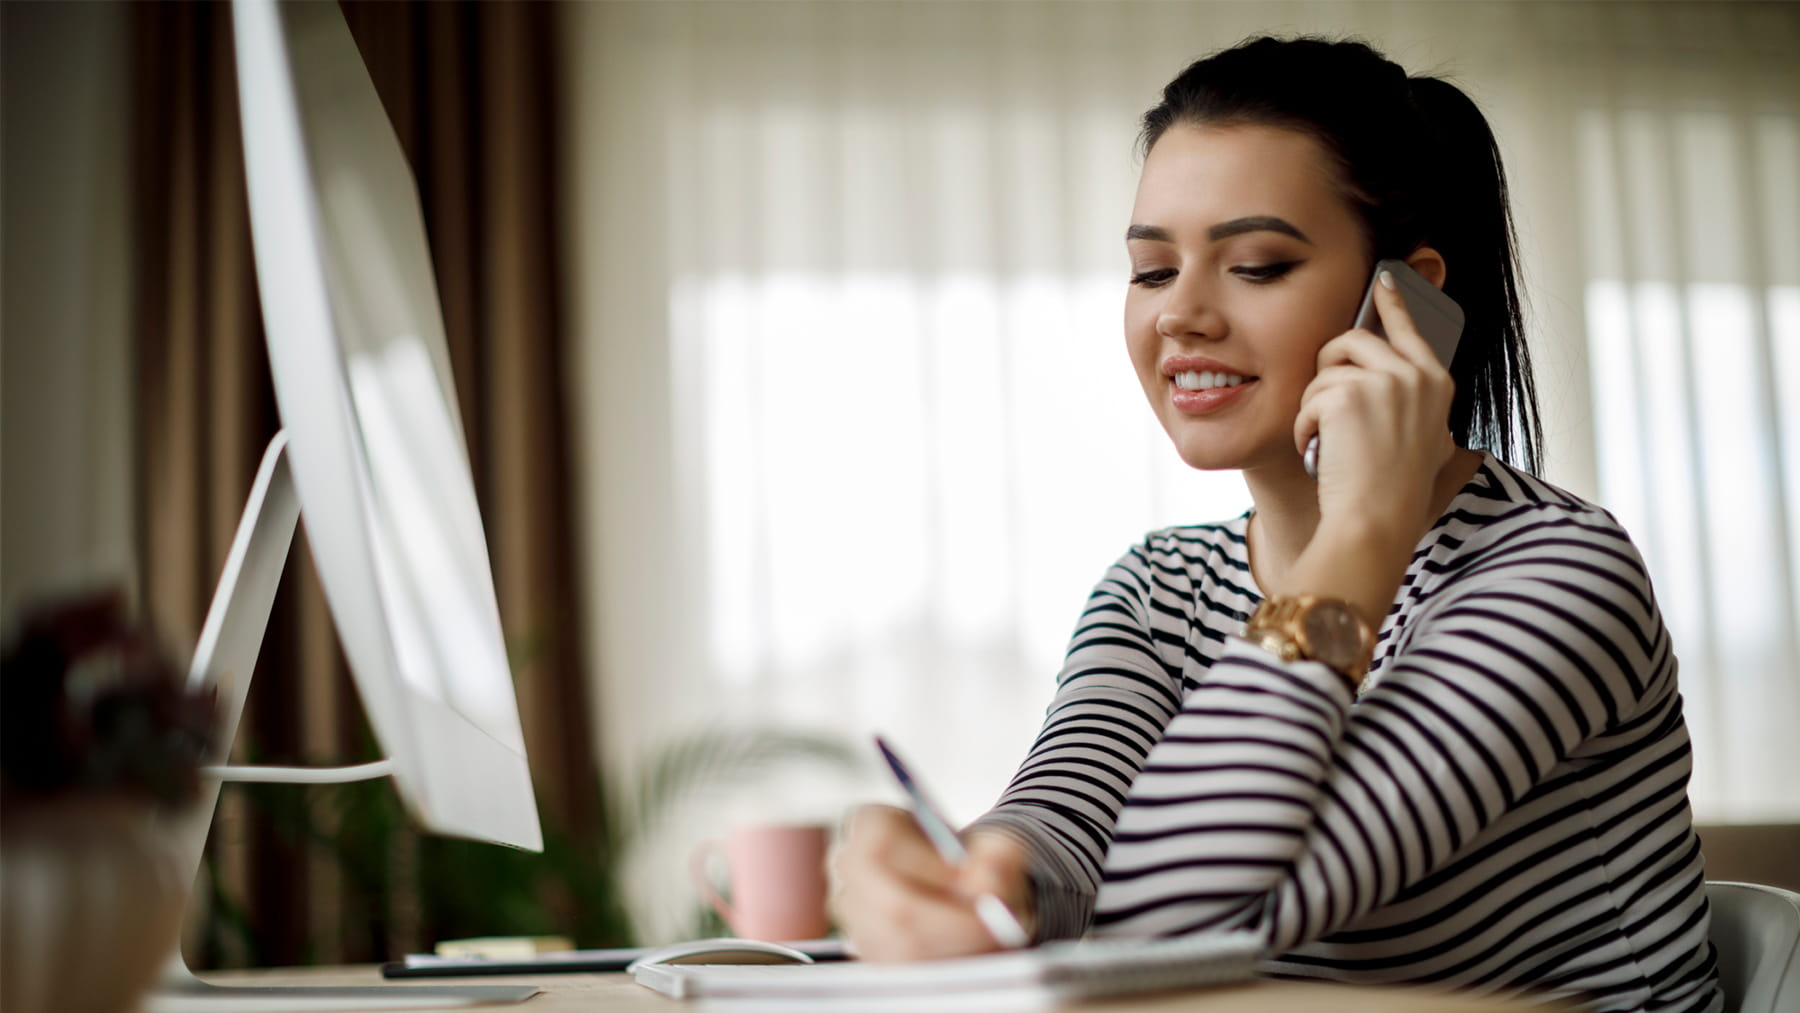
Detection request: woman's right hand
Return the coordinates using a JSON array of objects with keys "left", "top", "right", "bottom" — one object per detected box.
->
[{"left": 831, "top": 804, "right": 1034, "bottom": 962}]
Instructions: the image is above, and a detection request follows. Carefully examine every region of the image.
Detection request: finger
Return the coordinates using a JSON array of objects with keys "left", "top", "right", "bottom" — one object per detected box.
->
[
  {"left": 832, "top": 827, "right": 960, "bottom": 955},
  {"left": 959, "top": 833, "right": 1030, "bottom": 900},
  {"left": 1293, "top": 383, "right": 1346, "bottom": 457},
  {"left": 841, "top": 805, "right": 957, "bottom": 890},
  {"left": 1295, "top": 361, "right": 1390, "bottom": 452},
  {"left": 1302, "top": 360, "right": 1383, "bottom": 401},
  {"left": 958, "top": 833, "right": 1037, "bottom": 941},
  {"left": 1297, "top": 361, "right": 1371, "bottom": 430},
  {"left": 1370, "top": 270, "right": 1443, "bottom": 372},
  {"left": 839, "top": 870, "right": 1000, "bottom": 963},
  {"left": 1316, "top": 328, "right": 1410, "bottom": 374}
]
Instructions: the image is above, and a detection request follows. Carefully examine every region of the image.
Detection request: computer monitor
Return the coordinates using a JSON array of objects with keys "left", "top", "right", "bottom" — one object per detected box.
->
[{"left": 151, "top": 0, "right": 543, "bottom": 1007}]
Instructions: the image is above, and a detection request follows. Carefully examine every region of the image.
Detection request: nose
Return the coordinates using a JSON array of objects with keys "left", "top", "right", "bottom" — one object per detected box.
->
[{"left": 1155, "top": 275, "right": 1226, "bottom": 341}]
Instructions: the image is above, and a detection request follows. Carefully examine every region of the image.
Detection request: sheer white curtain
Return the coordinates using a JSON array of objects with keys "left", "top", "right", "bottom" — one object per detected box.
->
[
  {"left": 1568, "top": 27, "right": 1800, "bottom": 821},
  {"left": 563, "top": 1, "right": 1798, "bottom": 940}
]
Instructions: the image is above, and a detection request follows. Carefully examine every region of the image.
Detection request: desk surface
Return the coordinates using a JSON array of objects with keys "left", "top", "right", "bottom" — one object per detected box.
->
[{"left": 203, "top": 964, "right": 1553, "bottom": 1012}]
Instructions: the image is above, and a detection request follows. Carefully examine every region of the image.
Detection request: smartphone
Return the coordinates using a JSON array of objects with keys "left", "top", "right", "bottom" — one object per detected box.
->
[{"left": 1303, "top": 258, "right": 1465, "bottom": 477}]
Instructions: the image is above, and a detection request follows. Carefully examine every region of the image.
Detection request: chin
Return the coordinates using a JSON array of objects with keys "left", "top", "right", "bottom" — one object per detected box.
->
[
  {"left": 1155, "top": 408, "right": 1265, "bottom": 471},
  {"left": 1161, "top": 426, "right": 1290, "bottom": 473},
  {"left": 1174, "top": 455, "right": 1234, "bottom": 472},
  {"left": 1165, "top": 440, "right": 1247, "bottom": 473}
]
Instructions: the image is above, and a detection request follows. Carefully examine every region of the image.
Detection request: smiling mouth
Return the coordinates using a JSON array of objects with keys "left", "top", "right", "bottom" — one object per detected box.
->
[{"left": 1171, "top": 369, "right": 1253, "bottom": 390}]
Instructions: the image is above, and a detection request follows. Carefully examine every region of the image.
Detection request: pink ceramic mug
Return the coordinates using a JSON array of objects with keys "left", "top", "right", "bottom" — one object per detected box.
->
[{"left": 689, "top": 823, "right": 832, "bottom": 942}]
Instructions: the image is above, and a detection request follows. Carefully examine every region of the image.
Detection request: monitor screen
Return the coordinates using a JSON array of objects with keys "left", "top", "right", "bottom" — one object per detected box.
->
[{"left": 234, "top": 0, "right": 541, "bottom": 851}]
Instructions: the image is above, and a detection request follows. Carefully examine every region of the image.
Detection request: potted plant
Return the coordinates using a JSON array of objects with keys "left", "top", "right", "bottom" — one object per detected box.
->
[{"left": 0, "top": 591, "right": 215, "bottom": 1013}]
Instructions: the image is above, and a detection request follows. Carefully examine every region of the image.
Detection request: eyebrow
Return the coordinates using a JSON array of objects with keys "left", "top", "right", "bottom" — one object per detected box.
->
[{"left": 1125, "top": 215, "right": 1313, "bottom": 245}]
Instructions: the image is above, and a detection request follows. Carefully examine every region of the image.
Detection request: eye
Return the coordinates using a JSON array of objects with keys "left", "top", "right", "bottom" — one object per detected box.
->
[
  {"left": 1232, "top": 261, "right": 1299, "bottom": 284},
  {"left": 1130, "top": 268, "right": 1177, "bottom": 288}
]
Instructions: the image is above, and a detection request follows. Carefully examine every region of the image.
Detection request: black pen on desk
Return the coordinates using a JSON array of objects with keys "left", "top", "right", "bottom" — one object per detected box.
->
[{"left": 873, "top": 735, "right": 1031, "bottom": 949}]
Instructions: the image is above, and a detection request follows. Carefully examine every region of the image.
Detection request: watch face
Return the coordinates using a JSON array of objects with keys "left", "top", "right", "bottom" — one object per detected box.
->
[{"left": 1301, "top": 601, "right": 1365, "bottom": 669}]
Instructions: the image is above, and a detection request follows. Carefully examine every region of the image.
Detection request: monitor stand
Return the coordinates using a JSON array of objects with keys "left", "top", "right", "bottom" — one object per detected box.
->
[{"left": 146, "top": 432, "right": 536, "bottom": 1011}]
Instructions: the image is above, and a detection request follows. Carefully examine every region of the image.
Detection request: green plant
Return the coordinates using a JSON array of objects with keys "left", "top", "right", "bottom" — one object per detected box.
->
[
  {"left": 420, "top": 724, "right": 864, "bottom": 947},
  {"left": 198, "top": 724, "right": 862, "bottom": 965}
]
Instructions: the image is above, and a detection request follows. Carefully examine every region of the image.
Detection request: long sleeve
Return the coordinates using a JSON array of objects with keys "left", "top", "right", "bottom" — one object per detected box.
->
[
  {"left": 973, "top": 458, "right": 1719, "bottom": 1012},
  {"left": 970, "top": 524, "right": 1248, "bottom": 940}
]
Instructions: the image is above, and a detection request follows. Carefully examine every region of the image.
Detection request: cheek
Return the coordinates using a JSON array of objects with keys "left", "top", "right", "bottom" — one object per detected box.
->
[
  {"left": 1122, "top": 298, "right": 1158, "bottom": 369},
  {"left": 1264, "top": 303, "right": 1339, "bottom": 377}
]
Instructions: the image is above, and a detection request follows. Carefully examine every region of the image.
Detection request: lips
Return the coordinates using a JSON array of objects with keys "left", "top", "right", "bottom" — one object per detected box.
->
[
  {"left": 1161, "top": 357, "right": 1256, "bottom": 415},
  {"left": 1169, "top": 379, "right": 1253, "bottom": 414}
]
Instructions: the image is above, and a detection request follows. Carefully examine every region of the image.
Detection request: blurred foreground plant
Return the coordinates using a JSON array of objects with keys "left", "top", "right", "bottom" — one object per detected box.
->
[
  {"left": 1, "top": 590, "right": 215, "bottom": 810},
  {"left": 200, "top": 723, "right": 862, "bottom": 964},
  {"left": 0, "top": 590, "right": 217, "bottom": 1013}
]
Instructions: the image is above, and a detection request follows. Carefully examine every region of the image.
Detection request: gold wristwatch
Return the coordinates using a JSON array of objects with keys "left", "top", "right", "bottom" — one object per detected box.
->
[{"left": 1241, "top": 595, "right": 1375, "bottom": 691}]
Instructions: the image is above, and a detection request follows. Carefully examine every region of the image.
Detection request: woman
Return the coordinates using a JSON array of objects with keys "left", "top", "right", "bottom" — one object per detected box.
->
[{"left": 833, "top": 35, "right": 1722, "bottom": 1012}]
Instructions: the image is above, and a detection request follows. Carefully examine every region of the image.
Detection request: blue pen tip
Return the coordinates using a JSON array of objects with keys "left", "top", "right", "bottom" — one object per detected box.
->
[{"left": 873, "top": 735, "right": 909, "bottom": 785}]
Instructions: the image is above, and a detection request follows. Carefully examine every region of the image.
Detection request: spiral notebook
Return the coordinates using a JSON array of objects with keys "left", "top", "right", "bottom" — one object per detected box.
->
[{"left": 631, "top": 930, "right": 1263, "bottom": 1006}]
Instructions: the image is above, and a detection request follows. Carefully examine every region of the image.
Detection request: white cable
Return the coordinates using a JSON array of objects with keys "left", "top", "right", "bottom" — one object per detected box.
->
[{"left": 202, "top": 759, "right": 396, "bottom": 784}]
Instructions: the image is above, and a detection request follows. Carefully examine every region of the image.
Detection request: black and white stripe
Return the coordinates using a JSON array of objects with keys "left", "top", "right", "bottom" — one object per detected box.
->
[{"left": 973, "top": 456, "right": 1721, "bottom": 1012}]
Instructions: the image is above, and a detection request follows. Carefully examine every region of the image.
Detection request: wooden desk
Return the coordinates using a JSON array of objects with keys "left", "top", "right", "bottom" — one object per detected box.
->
[{"left": 203, "top": 965, "right": 1553, "bottom": 1012}]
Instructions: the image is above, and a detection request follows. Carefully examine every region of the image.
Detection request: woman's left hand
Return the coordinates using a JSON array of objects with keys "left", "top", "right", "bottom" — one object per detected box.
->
[{"left": 1294, "top": 270, "right": 1458, "bottom": 546}]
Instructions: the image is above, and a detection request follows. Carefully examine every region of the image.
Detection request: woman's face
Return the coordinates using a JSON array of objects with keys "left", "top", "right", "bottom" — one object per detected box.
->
[{"left": 1124, "top": 122, "right": 1373, "bottom": 473}]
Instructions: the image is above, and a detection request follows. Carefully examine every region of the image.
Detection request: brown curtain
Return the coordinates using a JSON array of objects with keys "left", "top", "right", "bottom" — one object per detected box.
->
[{"left": 131, "top": 1, "right": 598, "bottom": 968}]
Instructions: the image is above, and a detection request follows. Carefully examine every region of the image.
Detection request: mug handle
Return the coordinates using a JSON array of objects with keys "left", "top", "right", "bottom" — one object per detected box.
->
[{"left": 688, "top": 840, "right": 736, "bottom": 930}]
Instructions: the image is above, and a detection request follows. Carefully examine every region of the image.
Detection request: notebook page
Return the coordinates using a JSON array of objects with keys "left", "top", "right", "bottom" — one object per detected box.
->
[{"left": 631, "top": 931, "right": 1263, "bottom": 1004}]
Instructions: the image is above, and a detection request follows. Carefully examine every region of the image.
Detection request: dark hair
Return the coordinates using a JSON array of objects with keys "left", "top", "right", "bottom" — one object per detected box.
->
[{"left": 1140, "top": 36, "right": 1542, "bottom": 474}]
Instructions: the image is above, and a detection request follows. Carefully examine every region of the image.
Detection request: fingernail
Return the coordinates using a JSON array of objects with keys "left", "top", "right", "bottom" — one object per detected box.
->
[{"left": 1379, "top": 270, "right": 1396, "bottom": 291}]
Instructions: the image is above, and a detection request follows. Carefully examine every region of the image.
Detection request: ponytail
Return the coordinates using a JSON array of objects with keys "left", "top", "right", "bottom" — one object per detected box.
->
[{"left": 1407, "top": 77, "right": 1541, "bottom": 475}]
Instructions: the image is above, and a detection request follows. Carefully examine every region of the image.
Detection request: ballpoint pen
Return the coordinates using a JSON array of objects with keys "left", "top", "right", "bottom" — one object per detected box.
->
[{"left": 873, "top": 735, "right": 1031, "bottom": 949}]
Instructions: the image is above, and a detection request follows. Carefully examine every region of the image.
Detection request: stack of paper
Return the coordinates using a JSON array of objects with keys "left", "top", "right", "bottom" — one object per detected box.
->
[{"left": 632, "top": 931, "right": 1264, "bottom": 1008}]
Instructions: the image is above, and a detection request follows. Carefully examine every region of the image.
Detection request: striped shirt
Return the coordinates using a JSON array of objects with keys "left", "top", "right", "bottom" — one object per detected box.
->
[{"left": 973, "top": 455, "right": 1722, "bottom": 1012}]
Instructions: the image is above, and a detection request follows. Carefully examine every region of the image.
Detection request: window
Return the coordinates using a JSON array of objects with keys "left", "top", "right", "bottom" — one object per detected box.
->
[{"left": 567, "top": 0, "right": 1800, "bottom": 942}]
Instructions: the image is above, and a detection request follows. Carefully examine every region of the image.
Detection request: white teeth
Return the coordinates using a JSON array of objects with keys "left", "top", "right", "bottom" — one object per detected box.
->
[{"left": 1174, "top": 370, "right": 1245, "bottom": 391}]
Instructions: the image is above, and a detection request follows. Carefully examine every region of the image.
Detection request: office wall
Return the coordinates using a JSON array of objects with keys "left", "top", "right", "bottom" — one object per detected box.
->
[{"left": 0, "top": 2, "right": 136, "bottom": 624}]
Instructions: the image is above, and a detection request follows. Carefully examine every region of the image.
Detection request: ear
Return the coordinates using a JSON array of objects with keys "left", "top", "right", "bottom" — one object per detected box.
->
[{"left": 1404, "top": 247, "right": 1448, "bottom": 289}]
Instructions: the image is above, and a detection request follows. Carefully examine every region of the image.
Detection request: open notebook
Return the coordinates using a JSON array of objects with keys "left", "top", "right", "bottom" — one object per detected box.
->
[{"left": 632, "top": 931, "right": 1264, "bottom": 1006}]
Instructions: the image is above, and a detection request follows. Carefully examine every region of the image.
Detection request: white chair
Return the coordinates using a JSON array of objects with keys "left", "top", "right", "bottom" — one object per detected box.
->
[{"left": 1707, "top": 881, "right": 1800, "bottom": 1013}]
